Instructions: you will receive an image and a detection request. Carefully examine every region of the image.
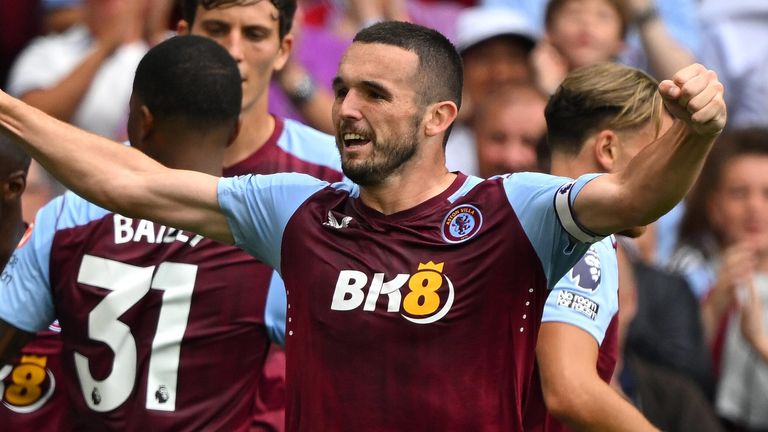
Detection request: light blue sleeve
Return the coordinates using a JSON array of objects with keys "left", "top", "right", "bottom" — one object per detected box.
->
[
  {"left": 503, "top": 172, "right": 604, "bottom": 288},
  {"left": 0, "top": 198, "right": 62, "bottom": 333},
  {"left": 542, "top": 237, "right": 619, "bottom": 345},
  {"left": 217, "top": 173, "right": 329, "bottom": 272},
  {"left": 264, "top": 270, "right": 287, "bottom": 347}
]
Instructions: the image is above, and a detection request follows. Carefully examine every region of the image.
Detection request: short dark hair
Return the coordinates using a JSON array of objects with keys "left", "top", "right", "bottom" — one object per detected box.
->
[
  {"left": 0, "top": 132, "right": 31, "bottom": 177},
  {"left": 354, "top": 21, "right": 463, "bottom": 111},
  {"left": 180, "top": 0, "right": 296, "bottom": 39},
  {"left": 132, "top": 35, "right": 241, "bottom": 131},
  {"left": 354, "top": 21, "right": 463, "bottom": 144}
]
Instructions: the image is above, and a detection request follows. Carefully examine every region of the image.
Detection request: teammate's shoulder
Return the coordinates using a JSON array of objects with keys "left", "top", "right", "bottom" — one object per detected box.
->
[
  {"left": 222, "top": 172, "right": 339, "bottom": 196},
  {"left": 501, "top": 171, "right": 572, "bottom": 188},
  {"left": 278, "top": 118, "right": 341, "bottom": 167},
  {"left": 34, "top": 191, "right": 111, "bottom": 231},
  {"left": 281, "top": 117, "right": 334, "bottom": 142}
]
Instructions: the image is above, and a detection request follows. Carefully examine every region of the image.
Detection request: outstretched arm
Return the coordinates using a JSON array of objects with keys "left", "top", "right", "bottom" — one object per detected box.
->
[
  {"left": 574, "top": 64, "right": 726, "bottom": 235},
  {"left": 0, "top": 91, "right": 234, "bottom": 244}
]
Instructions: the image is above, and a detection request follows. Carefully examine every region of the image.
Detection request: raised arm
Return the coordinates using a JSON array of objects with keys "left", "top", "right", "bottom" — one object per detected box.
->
[
  {"left": 574, "top": 64, "right": 726, "bottom": 235},
  {"left": 0, "top": 91, "right": 234, "bottom": 244}
]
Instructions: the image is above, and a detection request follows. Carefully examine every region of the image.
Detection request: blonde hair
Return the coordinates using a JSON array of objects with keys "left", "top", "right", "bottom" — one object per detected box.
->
[{"left": 545, "top": 62, "right": 665, "bottom": 154}]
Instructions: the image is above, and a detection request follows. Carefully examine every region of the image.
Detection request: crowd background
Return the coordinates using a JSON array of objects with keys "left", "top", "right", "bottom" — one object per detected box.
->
[{"left": 1, "top": 0, "right": 767, "bottom": 430}]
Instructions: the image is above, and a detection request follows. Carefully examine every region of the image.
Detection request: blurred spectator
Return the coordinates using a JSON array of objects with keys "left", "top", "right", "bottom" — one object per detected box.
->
[
  {"left": 612, "top": 245, "right": 724, "bottom": 432},
  {"left": 482, "top": 0, "right": 699, "bottom": 81},
  {"left": 42, "top": 0, "right": 84, "bottom": 34},
  {"left": 6, "top": 0, "right": 174, "bottom": 140},
  {"left": 472, "top": 83, "right": 547, "bottom": 177},
  {"left": 669, "top": 128, "right": 768, "bottom": 430},
  {"left": 699, "top": 0, "right": 768, "bottom": 129},
  {"left": 624, "top": 242, "right": 715, "bottom": 399},
  {"left": 445, "top": 6, "right": 538, "bottom": 175}
]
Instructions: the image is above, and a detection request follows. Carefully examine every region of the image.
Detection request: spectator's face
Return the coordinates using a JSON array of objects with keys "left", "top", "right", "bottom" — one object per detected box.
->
[
  {"left": 546, "top": 0, "right": 624, "bottom": 70},
  {"left": 710, "top": 155, "right": 768, "bottom": 251},
  {"left": 332, "top": 43, "right": 424, "bottom": 186},
  {"left": 85, "top": 0, "right": 146, "bottom": 35},
  {"left": 181, "top": 2, "right": 291, "bottom": 112},
  {"left": 462, "top": 37, "right": 531, "bottom": 106},
  {"left": 474, "top": 94, "right": 545, "bottom": 177}
]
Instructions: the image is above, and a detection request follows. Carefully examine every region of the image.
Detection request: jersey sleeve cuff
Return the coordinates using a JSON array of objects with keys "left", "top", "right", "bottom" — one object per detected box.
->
[{"left": 554, "top": 174, "right": 604, "bottom": 244}]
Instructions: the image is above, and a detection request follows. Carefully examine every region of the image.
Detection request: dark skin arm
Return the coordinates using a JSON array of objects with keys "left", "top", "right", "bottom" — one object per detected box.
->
[{"left": 0, "top": 319, "right": 33, "bottom": 364}]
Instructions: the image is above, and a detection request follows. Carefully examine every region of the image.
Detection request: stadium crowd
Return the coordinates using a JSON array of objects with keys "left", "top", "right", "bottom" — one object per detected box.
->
[{"left": 0, "top": 0, "right": 765, "bottom": 431}]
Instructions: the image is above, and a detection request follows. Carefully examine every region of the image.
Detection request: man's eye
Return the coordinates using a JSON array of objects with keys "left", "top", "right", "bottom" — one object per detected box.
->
[
  {"left": 203, "top": 25, "right": 227, "bottom": 37},
  {"left": 335, "top": 88, "right": 348, "bottom": 98},
  {"left": 244, "top": 29, "right": 268, "bottom": 41}
]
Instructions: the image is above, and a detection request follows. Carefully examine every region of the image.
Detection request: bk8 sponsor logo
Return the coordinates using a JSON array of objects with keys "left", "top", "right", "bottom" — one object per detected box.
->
[
  {"left": 331, "top": 261, "right": 455, "bottom": 324},
  {"left": 1, "top": 354, "right": 56, "bottom": 413}
]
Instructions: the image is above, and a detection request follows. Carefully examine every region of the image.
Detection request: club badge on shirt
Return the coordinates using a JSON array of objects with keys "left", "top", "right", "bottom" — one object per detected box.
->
[{"left": 441, "top": 205, "right": 483, "bottom": 244}]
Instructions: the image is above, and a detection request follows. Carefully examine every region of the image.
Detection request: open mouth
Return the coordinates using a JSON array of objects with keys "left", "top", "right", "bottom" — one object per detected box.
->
[{"left": 342, "top": 132, "right": 372, "bottom": 147}]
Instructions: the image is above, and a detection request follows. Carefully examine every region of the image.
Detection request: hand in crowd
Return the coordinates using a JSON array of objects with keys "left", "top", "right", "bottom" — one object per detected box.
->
[
  {"left": 658, "top": 64, "right": 727, "bottom": 137},
  {"left": 347, "top": 0, "right": 408, "bottom": 25},
  {"left": 530, "top": 37, "right": 569, "bottom": 95},
  {"left": 702, "top": 242, "right": 756, "bottom": 342},
  {"left": 739, "top": 279, "right": 768, "bottom": 362},
  {"left": 621, "top": 0, "right": 656, "bottom": 21}
]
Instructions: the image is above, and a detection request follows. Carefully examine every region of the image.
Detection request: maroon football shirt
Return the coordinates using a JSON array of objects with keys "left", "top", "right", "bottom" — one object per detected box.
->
[
  {"left": 46, "top": 207, "right": 273, "bottom": 431},
  {"left": 225, "top": 115, "right": 342, "bottom": 432},
  {"left": 218, "top": 171, "right": 598, "bottom": 431}
]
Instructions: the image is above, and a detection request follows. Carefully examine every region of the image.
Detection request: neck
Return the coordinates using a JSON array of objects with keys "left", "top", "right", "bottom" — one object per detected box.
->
[
  {"left": 0, "top": 207, "right": 25, "bottom": 270},
  {"left": 152, "top": 127, "right": 226, "bottom": 176},
  {"left": 224, "top": 96, "right": 275, "bottom": 167},
  {"left": 549, "top": 152, "right": 600, "bottom": 178},
  {"left": 358, "top": 149, "right": 456, "bottom": 215}
]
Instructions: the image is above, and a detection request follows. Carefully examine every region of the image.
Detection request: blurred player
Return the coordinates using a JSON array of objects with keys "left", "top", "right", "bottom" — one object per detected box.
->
[
  {"left": 178, "top": 1, "right": 344, "bottom": 429},
  {"left": 0, "top": 35, "right": 285, "bottom": 430},
  {"left": 527, "top": 63, "right": 670, "bottom": 431},
  {"left": 0, "top": 133, "right": 73, "bottom": 430},
  {"left": 0, "top": 21, "right": 727, "bottom": 431}
]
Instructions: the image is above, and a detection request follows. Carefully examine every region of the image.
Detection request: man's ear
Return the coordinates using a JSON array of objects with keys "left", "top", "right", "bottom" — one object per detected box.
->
[
  {"left": 177, "top": 19, "right": 191, "bottom": 35},
  {"left": 139, "top": 105, "right": 154, "bottom": 142},
  {"left": 424, "top": 101, "right": 458, "bottom": 139},
  {"left": 273, "top": 33, "right": 294, "bottom": 73},
  {"left": 593, "top": 129, "right": 618, "bottom": 172},
  {"left": 3, "top": 171, "right": 26, "bottom": 202},
  {"left": 227, "top": 118, "right": 242, "bottom": 147}
]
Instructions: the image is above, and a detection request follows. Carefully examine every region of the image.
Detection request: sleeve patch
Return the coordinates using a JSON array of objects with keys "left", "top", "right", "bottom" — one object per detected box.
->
[
  {"left": 568, "top": 247, "right": 601, "bottom": 292},
  {"left": 556, "top": 290, "right": 599, "bottom": 321}
]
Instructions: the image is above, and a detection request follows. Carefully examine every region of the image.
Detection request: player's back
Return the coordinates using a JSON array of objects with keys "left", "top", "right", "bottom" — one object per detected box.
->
[{"left": 39, "top": 192, "right": 275, "bottom": 431}]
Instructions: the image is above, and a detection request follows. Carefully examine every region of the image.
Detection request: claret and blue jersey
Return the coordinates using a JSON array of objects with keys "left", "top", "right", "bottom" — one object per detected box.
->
[
  {"left": 0, "top": 115, "right": 344, "bottom": 431},
  {"left": 218, "top": 170, "right": 602, "bottom": 431}
]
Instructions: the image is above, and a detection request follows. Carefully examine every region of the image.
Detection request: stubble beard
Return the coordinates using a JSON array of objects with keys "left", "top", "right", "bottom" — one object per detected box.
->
[{"left": 341, "top": 128, "right": 419, "bottom": 187}]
